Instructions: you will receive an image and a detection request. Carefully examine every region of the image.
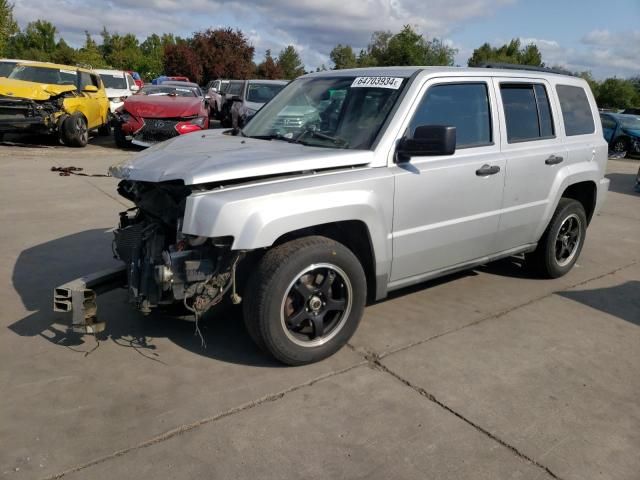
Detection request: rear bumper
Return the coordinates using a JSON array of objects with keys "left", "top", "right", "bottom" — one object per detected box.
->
[
  {"left": 53, "top": 265, "right": 127, "bottom": 333},
  {"left": 594, "top": 177, "right": 610, "bottom": 216}
]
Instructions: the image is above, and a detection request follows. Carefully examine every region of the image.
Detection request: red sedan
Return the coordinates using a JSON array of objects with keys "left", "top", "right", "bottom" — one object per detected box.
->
[{"left": 113, "top": 82, "right": 209, "bottom": 148}]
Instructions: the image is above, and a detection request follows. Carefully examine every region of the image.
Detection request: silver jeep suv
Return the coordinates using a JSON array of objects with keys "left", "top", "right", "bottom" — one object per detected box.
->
[{"left": 55, "top": 66, "right": 609, "bottom": 365}]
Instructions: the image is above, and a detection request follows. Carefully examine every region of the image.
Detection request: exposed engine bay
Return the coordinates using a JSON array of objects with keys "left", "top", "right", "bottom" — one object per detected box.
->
[{"left": 114, "top": 180, "right": 242, "bottom": 320}]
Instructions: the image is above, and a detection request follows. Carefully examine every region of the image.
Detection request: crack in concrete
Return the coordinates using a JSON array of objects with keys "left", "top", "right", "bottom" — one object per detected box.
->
[
  {"left": 42, "top": 360, "right": 367, "bottom": 480},
  {"left": 377, "top": 259, "right": 639, "bottom": 359},
  {"left": 362, "top": 351, "right": 563, "bottom": 480}
]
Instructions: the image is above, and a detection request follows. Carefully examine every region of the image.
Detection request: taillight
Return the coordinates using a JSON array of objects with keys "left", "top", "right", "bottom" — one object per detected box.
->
[{"left": 175, "top": 117, "right": 206, "bottom": 134}]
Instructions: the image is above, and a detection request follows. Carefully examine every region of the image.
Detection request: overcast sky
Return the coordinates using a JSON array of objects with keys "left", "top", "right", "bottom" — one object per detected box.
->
[{"left": 12, "top": 0, "right": 640, "bottom": 79}]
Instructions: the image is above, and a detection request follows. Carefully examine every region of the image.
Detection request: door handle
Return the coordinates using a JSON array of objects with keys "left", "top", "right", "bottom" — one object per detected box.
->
[
  {"left": 545, "top": 155, "right": 564, "bottom": 165},
  {"left": 475, "top": 164, "right": 501, "bottom": 176}
]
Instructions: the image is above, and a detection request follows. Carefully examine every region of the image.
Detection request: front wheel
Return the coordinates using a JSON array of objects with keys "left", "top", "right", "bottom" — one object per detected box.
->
[
  {"left": 611, "top": 137, "right": 629, "bottom": 158},
  {"left": 62, "top": 112, "right": 89, "bottom": 147},
  {"left": 243, "top": 236, "right": 366, "bottom": 365},
  {"left": 526, "top": 198, "right": 587, "bottom": 278}
]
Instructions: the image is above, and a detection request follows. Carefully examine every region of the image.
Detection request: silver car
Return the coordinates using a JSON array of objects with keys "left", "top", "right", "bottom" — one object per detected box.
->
[{"left": 55, "top": 66, "right": 609, "bottom": 365}]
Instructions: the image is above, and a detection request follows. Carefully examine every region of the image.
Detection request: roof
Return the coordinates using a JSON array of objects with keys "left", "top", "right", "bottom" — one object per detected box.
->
[
  {"left": 304, "top": 65, "right": 579, "bottom": 80},
  {"left": 13, "top": 60, "right": 94, "bottom": 73},
  {"left": 247, "top": 79, "right": 288, "bottom": 85},
  {"left": 160, "top": 80, "right": 201, "bottom": 88},
  {"left": 94, "top": 69, "right": 126, "bottom": 76},
  {"left": 601, "top": 112, "right": 640, "bottom": 120}
]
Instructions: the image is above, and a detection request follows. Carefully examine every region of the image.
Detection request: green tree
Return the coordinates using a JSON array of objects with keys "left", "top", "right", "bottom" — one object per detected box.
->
[
  {"left": 468, "top": 39, "right": 544, "bottom": 67},
  {"left": 330, "top": 44, "right": 357, "bottom": 69},
  {"left": 596, "top": 78, "right": 640, "bottom": 109},
  {"left": 277, "top": 45, "right": 305, "bottom": 79},
  {"left": 7, "top": 20, "right": 58, "bottom": 61},
  {"left": 52, "top": 38, "right": 76, "bottom": 65},
  {"left": 0, "top": 0, "right": 18, "bottom": 56},
  {"left": 256, "top": 49, "right": 284, "bottom": 79},
  {"left": 356, "top": 26, "right": 456, "bottom": 67},
  {"left": 75, "top": 31, "right": 107, "bottom": 68}
]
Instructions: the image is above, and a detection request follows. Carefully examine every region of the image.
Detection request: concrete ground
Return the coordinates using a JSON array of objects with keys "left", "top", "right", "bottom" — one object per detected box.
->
[{"left": 0, "top": 132, "right": 638, "bottom": 480}]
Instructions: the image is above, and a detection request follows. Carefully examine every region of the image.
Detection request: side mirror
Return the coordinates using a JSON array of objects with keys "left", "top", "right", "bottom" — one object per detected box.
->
[
  {"left": 83, "top": 85, "right": 98, "bottom": 93},
  {"left": 397, "top": 125, "right": 456, "bottom": 158},
  {"left": 205, "top": 95, "right": 211, "bottom": 100},
  {"left": 211, "top": 87, "right": 218, "bottom": 93},
  {"left": 130, "top": 84, "right": 140, "bottom": 92},
  {"left": 231, "top": 95, "right": 242, "bottom": 102}
]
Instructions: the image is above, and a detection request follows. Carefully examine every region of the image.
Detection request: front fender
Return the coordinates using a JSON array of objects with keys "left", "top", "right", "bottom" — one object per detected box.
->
[{"left": 181, "top": 168, "right": 394, "bottom": 277}]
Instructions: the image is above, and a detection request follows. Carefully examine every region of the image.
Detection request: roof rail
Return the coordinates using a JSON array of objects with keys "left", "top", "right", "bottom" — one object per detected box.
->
[{"left": 478, "top": 63, "right": 575, "bottom": 76}]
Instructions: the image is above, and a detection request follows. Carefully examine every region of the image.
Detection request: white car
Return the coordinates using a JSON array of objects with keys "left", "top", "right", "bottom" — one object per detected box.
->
[{"left": 95, "top": 69, "right": 139, "bottom": 114}]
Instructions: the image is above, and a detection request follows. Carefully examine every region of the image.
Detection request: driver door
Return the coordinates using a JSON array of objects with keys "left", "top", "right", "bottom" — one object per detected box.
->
[{"left": 390, "top": 77, "right": 505, "bottom": 283}]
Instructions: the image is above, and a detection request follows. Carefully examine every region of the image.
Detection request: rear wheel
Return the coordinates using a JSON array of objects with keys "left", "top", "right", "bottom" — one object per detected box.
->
[
  {"left": 62, "top": 112, "right": 89, "bottom": 147},
  {"left": 243, "top": 236, "right": 366, "bottom": 365},
  {"left": 526, "top": 198, "right": 587, "bottom": 278}
]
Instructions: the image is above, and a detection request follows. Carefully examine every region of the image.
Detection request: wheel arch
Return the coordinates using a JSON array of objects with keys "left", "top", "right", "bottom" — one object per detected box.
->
[
  {"left": 272, "top": 220, "right": 378, "bottom": 304},
  {"left": 561, "top": 180, "right": 597, "bottom": 224}
]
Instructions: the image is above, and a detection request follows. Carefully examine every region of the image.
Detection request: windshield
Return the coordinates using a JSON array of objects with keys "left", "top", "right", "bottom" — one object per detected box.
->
[
  {"left": 139, "top": 86, "right": 196, "bottom": 97},
  {"left": 100, "top": 73, "right": 126, "bottom": 89},
  {"left": 0, "top": 62, "right": 17, "bottom": 77},
  {"left": 246, "top": 83, "right": 285, "bottom": 103},
  {"left": 619, "top": 116, "right": 640, "bottom": 129},
  {"left": 9, "top": 65, "right": 77, "bottom": 85},
  {"left": 242, "top": 75, "right": 406, "bottom": 150}
]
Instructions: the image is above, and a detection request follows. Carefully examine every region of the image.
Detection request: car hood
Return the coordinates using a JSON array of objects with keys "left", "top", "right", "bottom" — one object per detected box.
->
[
  {"left": 0, "top": 77, "right": 77, "bottom": 101},
  {"left": 110, "top": 129, "right": 372, "bottom": 185},
  {"left": 277, "top": 105, "right": 317, "bottom": 117},
  {"left": 123, "top": 95, "right": 203, "bottom": 118},
  {"left": 105, "top": 88, "right": 130, "bottom": 99}
]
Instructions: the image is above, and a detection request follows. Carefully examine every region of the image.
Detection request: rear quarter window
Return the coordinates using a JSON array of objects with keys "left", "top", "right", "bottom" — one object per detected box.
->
[{"left": 556, "top": 85, "right": 595, "bottom": 136}]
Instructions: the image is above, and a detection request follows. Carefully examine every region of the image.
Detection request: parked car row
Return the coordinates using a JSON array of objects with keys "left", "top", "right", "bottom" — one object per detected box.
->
[{"left": 600, "top": 112, "right": 640, "bottom": 157}]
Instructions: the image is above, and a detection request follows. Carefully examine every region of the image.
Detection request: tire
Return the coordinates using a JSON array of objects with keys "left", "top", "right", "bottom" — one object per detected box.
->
[
  {"left": 221, "top": 105, "right": 232, "bottom": 128},
  {"left": 98, "top": 121, "right": 111, "bottom": 137},
  {"left": 611, "top": 137, "right": 629, "bottom": 158},
  {"left": 526, "top": 198, "right": 587, "bottom": 278},
  {"left": 243, "top": 236, "right": 366, "bottom": 365},
  {"left": 113, "top": 123, "right": 130, "bottom": 148},
  {"left": 62, "top": 112, "right": 89, "bottom": 147}
]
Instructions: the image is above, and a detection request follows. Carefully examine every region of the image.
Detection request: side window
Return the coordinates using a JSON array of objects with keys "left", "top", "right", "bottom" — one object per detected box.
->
[
  {"left": 90, "top": 74, "right": 100, "bottom": 88},
  {"left": 500, "top": 83, "right": 555, "bottom": 142},
  {"left": 78, "top": 72, "right": 92, "bottom": 90},
  {"left": 227, "top": 82, "right": 243, "bottom": 96},
  {"left": 556, "top": 85, "right": 595, "bottom": 136},
  {"left": 410, "top": 83, "right": 492, "bottom": 148},
  {"left": 126, "top": 74, "right": 135, "bottom": 89}
]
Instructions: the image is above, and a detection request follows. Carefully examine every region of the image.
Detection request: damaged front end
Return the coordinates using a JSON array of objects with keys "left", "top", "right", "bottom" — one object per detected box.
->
[
  {"left": 0, "top": 94, "right": 65, "bottom": 135},
  {"left": 54, "top": 180, "right": 243, "bottom": 334}
]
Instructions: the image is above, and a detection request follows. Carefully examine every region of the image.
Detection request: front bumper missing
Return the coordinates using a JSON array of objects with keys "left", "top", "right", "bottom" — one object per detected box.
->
[{"left": 53, "top": 265, "right": 126, "bottom": 334}]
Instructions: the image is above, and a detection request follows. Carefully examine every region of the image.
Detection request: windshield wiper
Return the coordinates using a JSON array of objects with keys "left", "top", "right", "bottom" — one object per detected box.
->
[
  {"left": 292, "top": 128, "right": 349, "bottom": 148},
  {"left": 246, "top": 132, "right": 290, "bottom": 142}
]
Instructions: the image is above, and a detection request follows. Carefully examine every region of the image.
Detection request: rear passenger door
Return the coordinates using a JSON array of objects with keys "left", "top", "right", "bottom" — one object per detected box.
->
[
  {"left": 390, "top": 78, "right": 505, "bottom": 282},
  {"left": 492, "top": 78, "right": 567, "bottom": 251}
]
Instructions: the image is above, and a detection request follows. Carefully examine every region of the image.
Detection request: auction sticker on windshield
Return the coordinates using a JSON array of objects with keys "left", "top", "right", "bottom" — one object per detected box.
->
[{"left": 351, "top": 77, "right": 403, "bottom": 89}]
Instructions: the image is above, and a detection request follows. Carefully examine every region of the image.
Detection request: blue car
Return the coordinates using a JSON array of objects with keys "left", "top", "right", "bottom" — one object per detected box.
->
[{"left": 600, "top": 113, "right": 640, "bottom": 158}]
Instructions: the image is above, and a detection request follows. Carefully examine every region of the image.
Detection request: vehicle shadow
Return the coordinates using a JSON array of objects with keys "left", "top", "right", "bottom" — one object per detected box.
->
[
  {"left": 7, "top": 228, "right": 279, "bottom": 368},
  {"left": 557, "top": 281, "right": 640, "bottom": 327},
  {"left": 606, "top": 173, "right": 640, "bottom": 196},
  {"left": 0, "top": 132, "right": 123, "bottom": 150}
]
